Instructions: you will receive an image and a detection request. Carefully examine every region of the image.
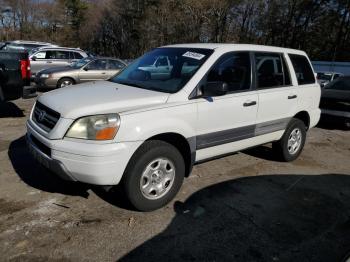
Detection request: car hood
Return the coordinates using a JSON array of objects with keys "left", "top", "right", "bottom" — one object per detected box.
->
[
  {"left": 39, "top": 66, "right": 76, "bottom": 74},
  {"left": 38, "top": 81, "right": 170, "bottom": 119}
]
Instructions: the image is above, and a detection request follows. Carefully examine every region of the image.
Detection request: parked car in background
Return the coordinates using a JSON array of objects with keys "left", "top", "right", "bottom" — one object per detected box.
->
[
  {"left": 316, "top": 71, "right": 343, "bottom": 87},
  {"left": 123, "top": 59, "right": 134, "bottom": 65},
  {"left": 26, "top": 44, "right": 321, "bottom": 211},
  {"left": 0, "top": 40, "right": 56, "bottom": 53},
  {"left": 30, "top": 47, "right": 88, "bottom": 78},
  {"left": 320, "top": 76, "right": 350, "bottom": 126},
  {"left": 35, "top": 57, "right": 127, "bottom": 89}
]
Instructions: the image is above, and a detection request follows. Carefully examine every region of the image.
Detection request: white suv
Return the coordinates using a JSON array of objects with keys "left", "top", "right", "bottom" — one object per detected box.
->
[{"left": 26, "top": 44, "right": 321, "bottom": 211}]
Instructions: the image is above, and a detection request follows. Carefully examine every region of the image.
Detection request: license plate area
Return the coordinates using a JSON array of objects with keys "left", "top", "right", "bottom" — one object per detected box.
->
[{"left": 28, "top": 142, "right": 50, "bottom": 169}]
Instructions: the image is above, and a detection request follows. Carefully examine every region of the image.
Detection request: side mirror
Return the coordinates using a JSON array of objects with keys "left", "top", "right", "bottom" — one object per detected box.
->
[
  {"left": 201, "top": 81, "right": 228, "bottom": 97},
  {"left": 31, "top": 56, "right": 37, "bottom": 61},
  {"left": 83, "top": 67, "right": 89, "bottom": 71}
]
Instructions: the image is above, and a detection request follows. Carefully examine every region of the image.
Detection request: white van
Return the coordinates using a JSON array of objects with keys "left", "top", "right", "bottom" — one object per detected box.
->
[{"left": 26, "top": 44, "right": 321, "bottom": 211}]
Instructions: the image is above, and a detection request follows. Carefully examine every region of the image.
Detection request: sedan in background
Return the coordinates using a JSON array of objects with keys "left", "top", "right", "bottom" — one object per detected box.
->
[
  {"left": 35, "top": 57, "right": 127, "bottom": 89},
  {"left": 320, "top": 76, "right": 350, "bottom": 126},
  {"left": 317, "top": 72, "right": 343, "bottom": 87}
]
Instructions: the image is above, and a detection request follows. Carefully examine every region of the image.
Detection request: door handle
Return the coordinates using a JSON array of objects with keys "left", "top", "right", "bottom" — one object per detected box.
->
[
  {"left": 101, "top": 72, "right": 106, "bottom": 74},
  {"left": 288, "top": 95, "right": 297, "bottom": 99},
  {"left": 243, "top": 101, "right": 257, "bottom": 107},
  {"left": 46, "top": 61, "right": 52, "bottom": 64}
]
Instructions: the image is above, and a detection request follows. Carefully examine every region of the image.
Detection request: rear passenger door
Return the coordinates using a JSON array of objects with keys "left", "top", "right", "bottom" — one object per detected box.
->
[
  {"left": 31, "top": 50, "right": 47, "bottom": 73},
  {"left": 49, "top": 50, "right": 71, "bottom": 67},
  {"left": 254, "top": 52, "right": 298, "bottom": 135},
  {"left": 106, "top": 59, "right": 125, "bottom": 78}
]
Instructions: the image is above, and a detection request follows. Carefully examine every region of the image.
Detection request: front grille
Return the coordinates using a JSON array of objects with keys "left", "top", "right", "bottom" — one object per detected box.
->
[
  {"left": 30, "top": 134, "right": 51, "bottom": 157},
  {"left": 32, "top": 102, "right": 60, "bottom": 132}
]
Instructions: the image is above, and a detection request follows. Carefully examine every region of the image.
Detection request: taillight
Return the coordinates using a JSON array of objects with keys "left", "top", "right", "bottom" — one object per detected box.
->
[{"left": 20, "top": 59, "right": 31, "bottom": 80}]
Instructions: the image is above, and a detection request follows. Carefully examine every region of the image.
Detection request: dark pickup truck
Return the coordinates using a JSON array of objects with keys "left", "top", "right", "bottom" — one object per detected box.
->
[{"left": 0, "top": 48, "right": 33, "bottom": 101}]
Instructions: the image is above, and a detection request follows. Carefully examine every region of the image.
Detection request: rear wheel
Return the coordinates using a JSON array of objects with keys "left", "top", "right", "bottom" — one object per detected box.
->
[
  {"left": 57, "top": 78, "right": 74, "bottom": 88},
  {"left": 122, "top": 140, "right": 185, "bottom": 211},
  {"left": 273, "top": 118, "right": 306, "bottom": 162}
]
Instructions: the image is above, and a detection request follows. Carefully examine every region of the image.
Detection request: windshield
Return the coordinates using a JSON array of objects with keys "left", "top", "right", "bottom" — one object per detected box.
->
[
  {"left": 110, "top": 47, "right": 213, "bottom": 93},
  {"left": 71, "top": 57, "right": 93, "bottom": 69}
]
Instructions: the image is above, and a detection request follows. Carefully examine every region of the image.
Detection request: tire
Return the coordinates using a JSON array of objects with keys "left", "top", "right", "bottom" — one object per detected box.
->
[
  {"left": 272, "top": 118, "right": 306, "bottom": 162},
  {"left": 57, "top": 78, "right": 74, "bottom": 88},
  {"left": 122, "top": 140, "right": 185, "bottom": 211}
]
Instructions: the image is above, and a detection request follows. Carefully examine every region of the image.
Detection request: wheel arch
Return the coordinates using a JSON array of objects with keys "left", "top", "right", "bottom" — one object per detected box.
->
[
  {"left": 144, "top": 132, "right": 195, "bottom": 177},
  {"left": 57, "top": 76, "right": 76, "bottom": 88},
  {"left": 293, "top": 111, "right": 310, "bottom": 129}
]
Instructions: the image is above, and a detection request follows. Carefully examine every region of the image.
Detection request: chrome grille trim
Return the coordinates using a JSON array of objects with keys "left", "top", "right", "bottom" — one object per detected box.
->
[{"left": 32, "top": 102, "right": 60, "bottom": 132}]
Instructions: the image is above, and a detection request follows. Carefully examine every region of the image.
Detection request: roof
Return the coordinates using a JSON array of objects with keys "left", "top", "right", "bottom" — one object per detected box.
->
[
  {"left": 36, "top": 46, "right": 83, "bottom": 51},
  {"left": 10, "top": 40, "right": 54, "bottom": 45},
  {"left": 90, "top": 56, "right": 127, "bottom": 63},
  {"left": 163, "top": 43, "right": 307, "bottom": 55}
]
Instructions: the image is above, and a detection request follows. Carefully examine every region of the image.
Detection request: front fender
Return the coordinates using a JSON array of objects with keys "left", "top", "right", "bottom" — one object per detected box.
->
[{"left": 116, "top": 103, "right": 197, "bottom": 142}]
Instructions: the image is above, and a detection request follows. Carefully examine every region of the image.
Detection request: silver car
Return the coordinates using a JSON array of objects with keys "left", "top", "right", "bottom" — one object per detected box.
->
[
  {"left": 35, "top": 57, "right": 127, "bottom": 89},
  {"left": 30, "top": 47, "right": 88, "bottom": 78}
]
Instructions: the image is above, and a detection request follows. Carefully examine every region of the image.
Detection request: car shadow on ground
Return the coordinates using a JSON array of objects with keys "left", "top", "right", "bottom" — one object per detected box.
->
[
  {"left": 8, "top": 135, "right": 135, "bottom": 209},
  {"left": 8, "top": 136, "right": 90, "bottom": 198},
  {"left": 121, "top": 174, "right": 350, "bottom": 262},
  {"left": 0, "top": 102, "right": 24, "bottom": 118},
  {"left": 242, "top": 144, "right": 282, "bottom": 162}
]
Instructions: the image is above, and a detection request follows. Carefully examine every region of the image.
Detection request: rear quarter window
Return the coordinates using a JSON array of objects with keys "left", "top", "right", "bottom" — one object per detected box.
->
[{"left": 289, "top": 54, "right": 315, "bottom": 85}]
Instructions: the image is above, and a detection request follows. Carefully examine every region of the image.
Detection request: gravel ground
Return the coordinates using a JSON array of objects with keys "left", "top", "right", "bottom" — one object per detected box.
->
[{"left": 0, "top": 95, "right": 349, "bottom": 262}]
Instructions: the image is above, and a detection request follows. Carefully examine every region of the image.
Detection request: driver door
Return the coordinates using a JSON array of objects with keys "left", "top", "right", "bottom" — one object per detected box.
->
[{"left": 195, "top": 52, "right": 259, "bottom": 161}]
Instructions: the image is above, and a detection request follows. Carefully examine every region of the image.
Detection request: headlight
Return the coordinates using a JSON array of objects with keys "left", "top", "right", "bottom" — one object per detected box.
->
[
  {"left": 40, "top": 73, "right": 51, "bottom": 78},
  {"left": 66, "top": 114, "right": 121, "bottom": 140}
]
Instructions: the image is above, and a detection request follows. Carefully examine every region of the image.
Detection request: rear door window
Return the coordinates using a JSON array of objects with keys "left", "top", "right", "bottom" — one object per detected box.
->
[
  {"left": 255, "top": 52, "right": 291, "bottom": 89},
  {"left": 73, "top": 52, "right": 83, "bottom": 59},
  {"left": 108, "top": 60, "right": 125, "bottom": 69},
  {"left": 86, "top": 59, "right": 108, "bottom": 70},
  {"left": 289, "top": 54, "right": 315, "bottom": 85},
  {"left": 55, "top": 51, "right": 70, "bottom": 59}
]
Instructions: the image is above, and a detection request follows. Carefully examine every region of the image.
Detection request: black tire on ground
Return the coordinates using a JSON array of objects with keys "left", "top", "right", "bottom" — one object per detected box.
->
[
  {"left": 122, "top": 140, "right": 185, "bottom": 211},
  {"left": 57, "top": 78, "right": 74, "bottom": 88},
  {"left": 272, "top": 118, "right": 307, "bottom": 162}
]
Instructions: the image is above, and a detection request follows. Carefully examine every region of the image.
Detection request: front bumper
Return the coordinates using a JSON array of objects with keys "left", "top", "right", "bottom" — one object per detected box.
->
[
  {"left": 34, "top": 76, "right": 58, "bottom": 89},
  {"left": 26, "top": 121, "right": 142, "bottom": 185},
  {"left": 26, "top": 133, "right": 76, "bottom": 181}
]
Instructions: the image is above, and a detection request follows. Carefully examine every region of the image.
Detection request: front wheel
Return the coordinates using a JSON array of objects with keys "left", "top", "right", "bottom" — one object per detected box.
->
[
  {"left": 122, "top": 140, "right": 185, "bottom": 211},
  {"left": 273, "top": 118, "right": 306, "bottom": 162},
  {"left": 57, "top": 78, "right": 74, "bottom": 88}
]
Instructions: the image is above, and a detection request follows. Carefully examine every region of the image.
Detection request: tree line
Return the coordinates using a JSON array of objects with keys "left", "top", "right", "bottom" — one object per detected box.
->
[{"left": 1, "top": 0, "right": 350, "bottom": 61}]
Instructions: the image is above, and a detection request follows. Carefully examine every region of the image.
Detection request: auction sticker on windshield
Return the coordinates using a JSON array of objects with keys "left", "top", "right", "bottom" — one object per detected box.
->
[{"left": 182, "top": 51, "right": 205, "bottom": 60}]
